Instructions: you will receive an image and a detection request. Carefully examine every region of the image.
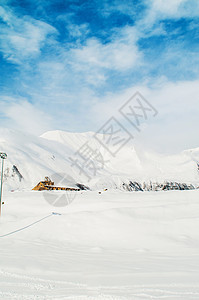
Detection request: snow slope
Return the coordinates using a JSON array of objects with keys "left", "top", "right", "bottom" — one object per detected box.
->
[
  {"left": 0, "top": 128, "right": 198, "bottom": 191},
  {"left": 0, "top": 189, "right": 199, "bottom": 299}
]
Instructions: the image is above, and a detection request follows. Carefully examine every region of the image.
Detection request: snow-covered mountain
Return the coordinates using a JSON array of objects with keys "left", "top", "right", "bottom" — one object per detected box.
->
[{"left": 0, "top": 128, "right": 199, "bottom": 191}]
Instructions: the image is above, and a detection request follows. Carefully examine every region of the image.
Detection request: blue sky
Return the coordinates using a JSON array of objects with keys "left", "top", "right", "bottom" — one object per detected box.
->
[{"left": 0, "top": 0, "right": 199, "bottom": 153}]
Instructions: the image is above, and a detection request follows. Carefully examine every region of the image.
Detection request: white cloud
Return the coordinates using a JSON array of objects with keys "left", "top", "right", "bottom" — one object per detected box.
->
[
  {"left": 141, "top": 0, "right": 199, "bottom": 31},
  {"left": 133, "top": 0, "right": 199, "bottom": 38},
  {"left": 151, "top": 0, "right": 187, "bottom": 16},
  {"left": 2, "top": 100, "right": 53, "bottom": 135},
  {"left": 67, "top": 23, "right": 90, "bottom": 38},
  {"left": 0, "top": 5, "right": 57, "bottom": 63},
  {"left": 86, "top": 79, "right": 199, "bottom": 153},
  {"left": 70, "top": 26, "right": 141, "bottom": 79},
  {"left": 1, "top": 79, "right": 198, "bottom": 154}
]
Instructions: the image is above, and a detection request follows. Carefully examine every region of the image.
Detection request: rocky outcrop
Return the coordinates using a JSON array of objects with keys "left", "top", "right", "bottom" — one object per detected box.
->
[
  {"left": 3, "top": 165, "right": 23, "bottom": 182},
  {"left": 76, "top": 183, "right": 90, "bottom": 190},
  {"left": 122, "top": 181, "right": 195, "bottom": 192}
]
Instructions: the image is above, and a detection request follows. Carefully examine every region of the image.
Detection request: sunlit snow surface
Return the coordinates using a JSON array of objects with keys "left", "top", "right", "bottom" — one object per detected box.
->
[{"left": 0, "top": 189, "right": 199, "bottom": 299}]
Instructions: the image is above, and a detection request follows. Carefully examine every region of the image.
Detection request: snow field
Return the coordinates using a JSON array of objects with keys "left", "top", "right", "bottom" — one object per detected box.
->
[{"left": 0, "top": 189, "right": 199, "bottom": 299}]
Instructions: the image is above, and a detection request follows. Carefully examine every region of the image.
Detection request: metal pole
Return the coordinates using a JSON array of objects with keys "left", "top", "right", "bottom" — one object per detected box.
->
[
  {"left": 0, "top": 153, "right": 7, "bottom": 217},
  {"left": 0, "top": 158, "right": 4, "bottom": 216}
]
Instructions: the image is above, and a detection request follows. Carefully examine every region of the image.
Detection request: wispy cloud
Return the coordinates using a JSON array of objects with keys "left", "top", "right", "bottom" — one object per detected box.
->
[
  {"left": 1, "top": 98, "right": 53, "bottom": 135},
  {"left": 71, "top": 26, "right": 140, "bottom": 72},
  {"left": 150, "top": 0, "right": 199, "bottom": 18},
  {"left": 139, "top": 0, "right": 199, "bottom": 33},
  {"left": 87, "top": 78, "right": 199, "bottom": 153},
  {"left": 0, "top": 5, "right": 57, "bottom": 64}
]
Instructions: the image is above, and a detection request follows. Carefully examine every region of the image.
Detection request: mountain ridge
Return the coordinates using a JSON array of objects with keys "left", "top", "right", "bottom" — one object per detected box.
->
[{"left": 0, "top": 128, "right": 198, "bottom": 191}]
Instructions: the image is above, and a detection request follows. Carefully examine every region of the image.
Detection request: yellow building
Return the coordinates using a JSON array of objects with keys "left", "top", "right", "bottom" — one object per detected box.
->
[{"left": 32, "top": 177, "right": 80, "bottom": 191}]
